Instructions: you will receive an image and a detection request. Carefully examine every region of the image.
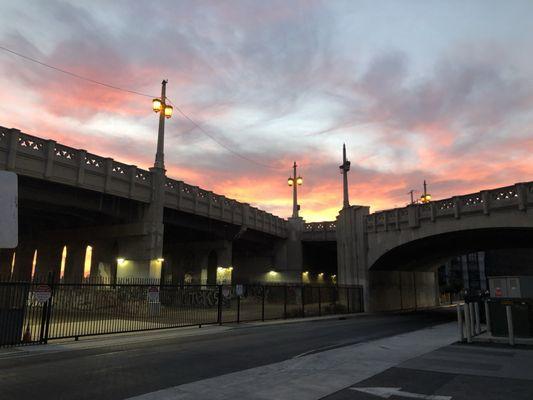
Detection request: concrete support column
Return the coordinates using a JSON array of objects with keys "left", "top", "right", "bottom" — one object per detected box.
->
[
  {"left": 336, "top": 205, "right": 370, "bottom": 310},
  {"left": 283, "top": 217, "right": 304, "bottom": 283},
  {"left": 115, "top": 235, "right": 163, "bottom": 280},
  {"left": 12, "top": 243, "right": 35, "bottom": 281},
  {"left": 217, "top": 240, "right": 233, "bottom": 268},
  {"left": 0, "top": 249, "right": 15, "bottom": 279},
  {"left": 64, "top": 242, "right": 87, "bottom": 283},
  {"left": 35, "top": 242, "right": 64, "bottom": 282},
  {"left": 90, "top": 241, "right": 116, "bottom": 282}
]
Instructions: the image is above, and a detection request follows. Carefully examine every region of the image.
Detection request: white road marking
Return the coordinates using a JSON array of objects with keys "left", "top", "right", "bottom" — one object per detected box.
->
[{"left": 351, "top": 386, "right": 452, "bottom": 399}]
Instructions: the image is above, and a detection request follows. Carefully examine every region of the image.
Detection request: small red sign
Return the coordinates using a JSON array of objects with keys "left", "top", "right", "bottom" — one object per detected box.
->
[
  {"left": 147, "top": 286, "right": 160, "bottom": 302},
  {"left": 34, "top": 285, "right": 52, "bottom": 303},
  {"left": 495, "top": 287, "right": 503, "bottom": 297}
]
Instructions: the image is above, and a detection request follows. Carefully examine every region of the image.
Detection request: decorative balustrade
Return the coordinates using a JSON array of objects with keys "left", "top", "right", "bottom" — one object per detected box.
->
[
  {"left": 302, "top": 221, "right": 337, "bottom": 241},
  {"left": 0, "top": 126, "right": 287, "bottom": 237},
  {"left": 366, "top": 181, "right": 533, "bottom": 233}
]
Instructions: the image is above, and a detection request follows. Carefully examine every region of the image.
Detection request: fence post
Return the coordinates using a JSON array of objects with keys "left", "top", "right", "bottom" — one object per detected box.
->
[
  {"left": 484, "top": 300, "right": 492, "bottom": 336},
  {"left": 301, "top": 286, "right": 305, "bottom": 318},
  {"left": 346, "top": 287, "right": 350, "bottom": 313},
  {"left": 506, "top": 305, "right": 515, "bottom": 346},
  {"left": 42, "top": 272, "right": 55, "bottom": 344},
  {"left": 261, "top": 286, "right": 265, "bottom": 322},
  {"left": 237, "top": 291, "right": 241, "bottom": 324},
  {"left": 456, "top": 303, "right": 464, "bottom": 342},
  {"left": 474, "top": 302, "right": 481, "bottom": 335},
  {"left": 283, "top": 285, "right": 287, "bottom": 319},
  {"left": 39, "top": 297, "right": 47, "bottom": 344},
  {"left": 464, "top": 302, "right": 472, "bottom": 343},
  {"left": 469, "top": 302, "right": 475, "bottom": 337},
  {"left": 318, "top": 286, "right": 322, "bottom": 317},
  {"left": 217, "top": 285, "right": 222, "bottom": 325}
]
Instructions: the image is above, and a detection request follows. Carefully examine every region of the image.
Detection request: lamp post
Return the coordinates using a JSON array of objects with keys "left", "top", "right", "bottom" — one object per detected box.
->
[
  {"left": 287, "top": 161, "right": 303, "bottom": 218},
  {"left": 152, "top": 80, "right": 173, "bottom": 170},
  {"left": 420, "top": 180, "right": 431, "bottom": 203},
  {"left": 339, "top": 144, "right": 351, "bottom": 208}
]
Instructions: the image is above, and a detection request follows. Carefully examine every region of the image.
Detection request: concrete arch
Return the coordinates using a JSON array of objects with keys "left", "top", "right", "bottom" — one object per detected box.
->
[
  {"left": 367, "top": 205, "right": 533, "bottom": 269},
  {"left": 369, "top": 227, "right": 533, "bottom": 271}
]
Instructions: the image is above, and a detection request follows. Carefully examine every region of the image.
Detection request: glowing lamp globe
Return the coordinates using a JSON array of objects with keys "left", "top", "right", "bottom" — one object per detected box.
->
[
  {"left": 152, "top": 98, "right": 163, "bottom": 113},
  {"left": 164, "top": 105, "right": 173, "bottom": 119}
]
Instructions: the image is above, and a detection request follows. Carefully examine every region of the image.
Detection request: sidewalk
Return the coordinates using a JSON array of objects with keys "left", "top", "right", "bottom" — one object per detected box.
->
[
  {"left": 327, "top": 342, "right": 533, "bottom": 399},
  {"left": 126, "top": 322, "right": 459, "bottom": 400}
]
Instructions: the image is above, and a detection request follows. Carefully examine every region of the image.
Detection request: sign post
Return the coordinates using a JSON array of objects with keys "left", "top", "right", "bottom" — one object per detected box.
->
[{"left": 0, "top": 171, "right": 18, "bottom": 249}]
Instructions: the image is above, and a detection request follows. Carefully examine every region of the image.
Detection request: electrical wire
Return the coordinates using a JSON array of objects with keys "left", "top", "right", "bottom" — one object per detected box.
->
[
  {"left": 166, "top": 98, "right": 284, "bottom": 170},
  {"left": 0, "top": 45, "right": 156, "bottom": 98},
  {"left": 0, "top": 43, "right": 287, "bottom": 171}
]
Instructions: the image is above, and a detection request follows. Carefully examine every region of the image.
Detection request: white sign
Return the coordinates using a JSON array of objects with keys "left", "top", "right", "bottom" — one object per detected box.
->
[
  {"left": 0, "top": 171, "right": 17, "bottom": 248},
  {"left": 351, "top": 387, "right": 452, "bottom": 399},
  {"left": 235, "top": 284, "right": 244, "bottom": 297},
  {"left": 222, "top": 286, "right": 231, "bottom": 298},
  {"left": 33, "top": 285, "right": 52, "bottom": 303},
  {"left": 147, "top": 286, "right": 160, "bottom": 302}
]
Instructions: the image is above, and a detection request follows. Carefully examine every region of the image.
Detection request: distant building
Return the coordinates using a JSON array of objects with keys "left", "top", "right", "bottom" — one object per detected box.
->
[{"left": 438, "top": 249, "right": 533, "bottom": 294}]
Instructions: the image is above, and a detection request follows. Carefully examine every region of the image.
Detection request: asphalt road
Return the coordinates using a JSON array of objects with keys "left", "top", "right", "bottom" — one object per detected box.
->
[{"left": 0, "top": 310, "right": 454, "bottom": 400}]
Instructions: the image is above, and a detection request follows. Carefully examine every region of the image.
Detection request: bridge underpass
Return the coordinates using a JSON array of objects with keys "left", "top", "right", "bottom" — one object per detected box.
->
[
  {"left": 0, "top": 175, "right": 292, "bottom": 285},
  {"left": 0, "top": 127, "right": 297, "bottom": 285},
  {"left": 367, "top": 228, "right": 533, "bottom": 311},
  {"left": 336, "top": 182, "right": 533, "bottom": 311}
]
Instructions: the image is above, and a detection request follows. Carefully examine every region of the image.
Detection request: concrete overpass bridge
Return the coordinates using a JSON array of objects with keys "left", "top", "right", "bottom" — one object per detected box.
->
[
  {"left": 1, "top": 126, "right": 532, "bottom": 312},
  {"left": 303, "top": 181, "right": 533, "bottom": 310},
  {"left": 0, "top": 126, "right": 297, "bottom": 284}
]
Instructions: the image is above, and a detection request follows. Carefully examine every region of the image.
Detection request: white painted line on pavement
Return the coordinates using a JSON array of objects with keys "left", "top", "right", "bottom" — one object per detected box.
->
[{"left": 351, "top": 386, "right": 452, "bottom": 399}]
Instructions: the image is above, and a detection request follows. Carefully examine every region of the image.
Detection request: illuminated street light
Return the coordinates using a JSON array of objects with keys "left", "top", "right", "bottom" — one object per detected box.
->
[
  {"left": 152, "top": 98, "right": 162, "bottom": 112},
  {"left": 164, "top": 104, "right": 173, "bottom": 119},
  {"left": 288, "top": 161, "right": 303, "bottom": 218},
  {"left": 153, "top": 79, "right": 172, "bottom": 170},
  {"left": 420, "top": 180, "right": 432, "bottom": 203}
]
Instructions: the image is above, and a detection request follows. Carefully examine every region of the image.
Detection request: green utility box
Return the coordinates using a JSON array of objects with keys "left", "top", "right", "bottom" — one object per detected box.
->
[{"left": 488, "top": 298, "right": 533, "bottom": 338}]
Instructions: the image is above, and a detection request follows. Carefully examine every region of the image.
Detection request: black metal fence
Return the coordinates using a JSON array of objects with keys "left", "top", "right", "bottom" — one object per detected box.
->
[{"left": 0, "top": 280, "right": 363, "bottom": 347}]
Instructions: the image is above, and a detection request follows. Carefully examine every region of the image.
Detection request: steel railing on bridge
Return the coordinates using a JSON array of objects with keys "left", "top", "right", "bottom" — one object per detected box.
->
[{"left": 0, "top": 278, "right": 363, "bottom": 347}]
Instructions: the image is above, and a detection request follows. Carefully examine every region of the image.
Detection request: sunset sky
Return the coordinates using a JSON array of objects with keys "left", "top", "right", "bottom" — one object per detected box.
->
[{"left": 1, "top": 0, "right": 532, "bottom": 221}]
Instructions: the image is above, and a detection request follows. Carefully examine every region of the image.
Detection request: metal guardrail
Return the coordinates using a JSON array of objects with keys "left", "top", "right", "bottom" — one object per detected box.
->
[{"left": 0, "top": 280, "right": 363, "bottom": 347}]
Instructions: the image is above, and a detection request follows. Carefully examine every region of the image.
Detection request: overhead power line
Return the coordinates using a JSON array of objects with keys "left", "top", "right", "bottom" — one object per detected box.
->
[
  {"left": 167, "top": 99, "right": 283, "bottom": 170},
  {"left": 0, "top": 45, "right": 156, "bottom": 98},
  {"left": 0, "top": 43, "right": 286, "bottom": 171}
]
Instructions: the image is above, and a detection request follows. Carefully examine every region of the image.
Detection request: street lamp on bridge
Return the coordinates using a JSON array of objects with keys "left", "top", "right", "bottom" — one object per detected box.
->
[
  {"left": 420, "top": 180, "right": 432, "bottom": 203},
  {"left": 152, "top": 80, "right": 173, "bottom": 170},
  {"left": 287, "top": 161, "right": 303, "bottom": 218}
]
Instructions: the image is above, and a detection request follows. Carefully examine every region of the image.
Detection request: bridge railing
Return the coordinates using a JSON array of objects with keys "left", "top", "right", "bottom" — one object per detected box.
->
[
  {"left": 163, "top": 177, "right": 287, "bottom": 236},
  {"left": 302, "top": 221, "right": 337, "bottom": 241},
  {"left": 0, "top": 127, "right": 153, "bottom": 201},
  {"left": 366, "top": 181, "right": 532, "bottom": 232},
  {"left": 0, "top": 126, "right": 288, "bottom": 237}
]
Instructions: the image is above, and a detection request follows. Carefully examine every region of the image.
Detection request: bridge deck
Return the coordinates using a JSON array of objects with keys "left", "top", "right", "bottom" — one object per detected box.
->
[{"left": 0, "top": 127, "right": 287, "bottom": 237}]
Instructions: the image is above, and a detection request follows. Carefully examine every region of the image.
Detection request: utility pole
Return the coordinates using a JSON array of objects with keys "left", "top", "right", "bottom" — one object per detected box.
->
[
  {"left": 408, "top": 189, "right": 416, "bottom": 205},
  {"left": 339, "top": 143, "right": 351, "bottom": 208}
]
